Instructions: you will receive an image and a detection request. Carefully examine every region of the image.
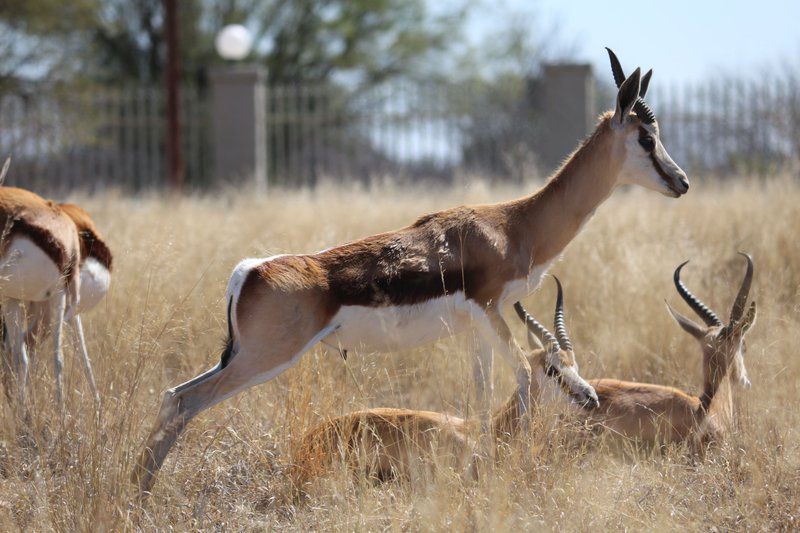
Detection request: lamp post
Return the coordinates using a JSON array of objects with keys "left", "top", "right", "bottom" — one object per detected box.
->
[
  {"left": 210, "top": 25, "right": 267, "bottom": 192},
  {"left": 164, "top": 0, "right": 182, "bottom": 191}
]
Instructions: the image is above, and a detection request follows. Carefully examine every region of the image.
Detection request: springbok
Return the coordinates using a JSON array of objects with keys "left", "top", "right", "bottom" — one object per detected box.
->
[
  {"left": 291, "top": 278, "right": 590, "bottom": 493},
  {"left": 133, "top": 48, "right": 689, "bottom": 495},
  {"left": 0, "top": 182, "right": 111, "bottom": 410},
  {"left": 582, "top": 253, "right": 756, "bottom": 447},
  {"left": 15, "top": 202, "right": 112, "bottom": 406}
]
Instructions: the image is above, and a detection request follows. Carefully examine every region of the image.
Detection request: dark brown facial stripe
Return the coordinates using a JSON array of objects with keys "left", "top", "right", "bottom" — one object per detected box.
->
[
  {"left": 648, "top": 152, "right": 673, "bottom": 183},
  {"left": 545, "top": 363, "right": 578, "bottom": 400}
]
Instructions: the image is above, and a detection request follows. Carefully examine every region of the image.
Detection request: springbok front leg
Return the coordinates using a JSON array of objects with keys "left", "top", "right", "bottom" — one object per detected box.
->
[
  {"left": 472, "top": 305, "right": 532, "bottom": 418},
  {"left": 471, "top": 334, "right": 494, "bottom": 430}
]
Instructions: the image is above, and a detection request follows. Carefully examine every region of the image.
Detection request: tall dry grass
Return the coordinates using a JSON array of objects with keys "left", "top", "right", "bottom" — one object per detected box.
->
[{"left": 0, "top": 176, "right": 798, "bottom": 530}]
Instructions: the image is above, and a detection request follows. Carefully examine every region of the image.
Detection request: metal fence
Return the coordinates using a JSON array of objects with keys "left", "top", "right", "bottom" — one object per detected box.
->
[
  {"left": 0, "top": 85, "right": 210, "bottom": 192},
  {"left": 265, "top": 80, "right": 540, "bottom": 186},
  {"left": 650, "top": 77, "right": 800, "bottom": 176},
  {"left": 1, "top": 74, "right": 797, "bottom": 193}
]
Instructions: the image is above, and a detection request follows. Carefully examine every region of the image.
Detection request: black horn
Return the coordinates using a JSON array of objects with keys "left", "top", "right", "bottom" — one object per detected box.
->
[
  {"left": 514, "top": 302, "right": 559, "bottom": 353},
  {"left": 640, "top": 69, "right": 653, "bottom": 98},
  {"left": 729, "top": 252, "right": 754, "bottom": 323},
  {"left": 605, "top": 48, "right": 656, "bottom": 124},
  {"left": 606, "top": 47, "right": 626, "bottom": 88},
  {"left": 674, "top": 261, "right": 722, "bottom": 327},
  {"left": 552, "top": 277, "right": 573, "bottom": 352}
]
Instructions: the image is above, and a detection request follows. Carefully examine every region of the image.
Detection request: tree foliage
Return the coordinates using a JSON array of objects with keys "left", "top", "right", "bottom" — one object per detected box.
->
[{"left": 0, "top": 0, "right": 465, "bottom": 88}]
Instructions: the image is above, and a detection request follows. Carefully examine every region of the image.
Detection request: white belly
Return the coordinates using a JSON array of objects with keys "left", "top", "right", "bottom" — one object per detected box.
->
[
  {"left": 0, "top": 236, "right": 63, "bottom": 302},
  {"left": 77, "top": 257, "right": 110, "bottom": 314},
  {"left": 323, "top": 293, "right": 479, "bottom": 353}
]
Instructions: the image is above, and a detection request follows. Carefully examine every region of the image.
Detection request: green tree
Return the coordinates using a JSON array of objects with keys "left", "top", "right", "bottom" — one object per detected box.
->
[{"left": 0, "top": 0, "right": 466, "bottom": 88}]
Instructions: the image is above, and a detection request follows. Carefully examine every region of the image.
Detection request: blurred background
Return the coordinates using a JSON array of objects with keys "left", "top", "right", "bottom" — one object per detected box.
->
[{"left": 1, "top": 0, "right": 798, "bottom": 192}]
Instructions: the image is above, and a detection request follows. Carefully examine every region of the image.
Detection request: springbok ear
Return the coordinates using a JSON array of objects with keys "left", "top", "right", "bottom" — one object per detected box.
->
[
  {"left": 613, "top": 68, "right": 641, "bottom": 124},
  {"left": 665, "top": 300, "right": 705, "bottom": 340}
]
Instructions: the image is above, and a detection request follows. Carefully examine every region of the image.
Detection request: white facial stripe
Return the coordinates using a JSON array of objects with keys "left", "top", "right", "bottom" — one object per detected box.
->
[{"left": 617, "top": 127, "right": 677, "bottom": 197}]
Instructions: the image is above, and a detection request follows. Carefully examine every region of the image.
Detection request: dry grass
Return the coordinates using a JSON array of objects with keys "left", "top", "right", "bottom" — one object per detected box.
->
[{"left": 1, "top": 176, "right": 799, "bottom": 530}]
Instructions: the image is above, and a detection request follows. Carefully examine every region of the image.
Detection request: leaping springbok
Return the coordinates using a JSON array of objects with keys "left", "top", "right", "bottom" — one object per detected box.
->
[
  {"left": 1, "top": 179, "right": 111, "bottom": 410},
  {"left": 291, "top": 278, "right": 592, "bottom": 494},
  {"left": 520, "top": 254, "right": 756, "bottom": 448},
  {"left": 133, "top": 48, "right": 690, "bottom": 495}
]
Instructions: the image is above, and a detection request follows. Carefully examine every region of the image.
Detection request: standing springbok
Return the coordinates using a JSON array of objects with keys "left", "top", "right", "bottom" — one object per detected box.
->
[
  {"left": 520, "top": 254, "right": 756, "bottom": 447},
  {"left": 133, "top": 48, "right": 690, "bottom": 495},
  {"left": 0, "top": 182, "right": 111, "bottom": 410},
  {"left": 13, "top": 202, "right": 113, "bottom": 406},
  {"left": 291, "top": 278, "right": 592, "bottom": 493}
]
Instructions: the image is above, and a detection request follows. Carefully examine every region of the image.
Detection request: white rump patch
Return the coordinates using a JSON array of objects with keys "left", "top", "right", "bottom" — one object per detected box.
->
[
  {"left": 224, "top": 255, "right": 287, "bottom": 347},
  {"left": 76, "top": 257, "right": 111, "bottom": 314},
  {"left": 0, "top": 236, "right": 63, "bottom": 301}
]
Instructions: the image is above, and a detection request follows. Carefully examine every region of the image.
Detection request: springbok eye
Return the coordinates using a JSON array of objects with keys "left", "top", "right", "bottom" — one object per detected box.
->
[
  {"left": 545, "top": 364, "right": 560, "bottom": 378},
  {"left": 638, "top": 135, "right": 655, "bottom": 152}
]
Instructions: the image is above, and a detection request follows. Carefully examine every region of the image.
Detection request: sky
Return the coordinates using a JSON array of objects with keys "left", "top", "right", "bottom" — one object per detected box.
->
[{"left": 459, "top": 0, "right": 800, "bottom": 85}]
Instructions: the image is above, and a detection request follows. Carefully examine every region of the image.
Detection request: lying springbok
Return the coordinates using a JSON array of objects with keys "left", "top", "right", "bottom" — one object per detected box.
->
[
  {"left": 290, "top": 278, "right": 589, "bottom": 493},
  {"left": 0, "top": 180, "right": 111, "bottom": 409},
  {"left": 133, "top": 48, "right": 690, "bottom": 495},
  {"left": 583, "top": 253, "right": 755, "bottom": 447}
]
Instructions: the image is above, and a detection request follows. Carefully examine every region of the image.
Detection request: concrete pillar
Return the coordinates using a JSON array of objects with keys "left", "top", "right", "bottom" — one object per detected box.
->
[
  {"left": 209, "top": 65, "right": 267, "bottom": 191},
  {"left": 540, "top": 63, "right": 596, "bottom": 172}
]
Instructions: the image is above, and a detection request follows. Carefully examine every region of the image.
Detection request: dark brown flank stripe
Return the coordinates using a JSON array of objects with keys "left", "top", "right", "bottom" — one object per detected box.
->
[
  {"left": 316, "top": 218, "right": 496, "bottom": 309},
  {"left": 80, "top": 229, "right": 113, "bottom": 271},
  {"left": 4, "top": 219, "right": 76, "bottom": 277}
]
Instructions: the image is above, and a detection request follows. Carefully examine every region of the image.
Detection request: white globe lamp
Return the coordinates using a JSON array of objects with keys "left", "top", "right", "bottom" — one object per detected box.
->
[{"left": 215, "top": 24, "right": 253, "bottom": 61}]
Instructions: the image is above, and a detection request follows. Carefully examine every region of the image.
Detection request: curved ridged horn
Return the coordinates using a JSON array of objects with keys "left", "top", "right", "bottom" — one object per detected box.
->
[
  {"left": 640, "top": 69, "right": 653, "bottom": 98},
  {"left": 552, "top": 277, "right": 573, "bottom": 352},
  {"left": 729, "top": 252, "right": 754, "bottom": 323},
  {"left": 606, "top": 47, "right": 626, "bottom": 88},
  {"left": 634, "top": 98, "right": 656, "bottom": 124},
  {"left": 514, "top": 302, "right": 559, "bottom": 353},
  {"left": 605, "top": 48, "right": 657, "bottom": 124},
  {"left": 674, "top": 261, "right": 722, "bottom": 327}
]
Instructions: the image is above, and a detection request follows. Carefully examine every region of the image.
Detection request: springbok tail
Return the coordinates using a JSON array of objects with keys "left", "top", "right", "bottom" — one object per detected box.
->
[{"left": 219, "top": 296, "right": 235, "bottom": 368}]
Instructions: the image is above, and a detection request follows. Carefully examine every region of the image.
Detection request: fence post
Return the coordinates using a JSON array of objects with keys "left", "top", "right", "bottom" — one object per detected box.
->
[
  {"left": 209, "top": 65, "right": 267, "bottom": 192},
  {"left": 540, "top": 63, "right": 596, "bottom": 172}
]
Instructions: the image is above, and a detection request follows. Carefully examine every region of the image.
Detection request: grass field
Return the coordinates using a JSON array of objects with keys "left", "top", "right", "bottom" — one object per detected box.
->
[{"left": 1, "top": 176, "right": 799, "bottom": 530}]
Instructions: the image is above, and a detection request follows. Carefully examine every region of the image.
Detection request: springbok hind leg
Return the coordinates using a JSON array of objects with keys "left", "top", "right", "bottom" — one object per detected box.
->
[
  {"left": 131, "top": 363, "right": 230, "bottom": 497},
  {"left": 132, "top": 322, "right": 338, "bottom": 497}
]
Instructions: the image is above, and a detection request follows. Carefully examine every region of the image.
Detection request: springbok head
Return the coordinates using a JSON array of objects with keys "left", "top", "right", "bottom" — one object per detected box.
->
[
  {"left": 514, "top": 277, "right": 599, "bottom": 409},
  {"left": 605, "top": 48, "right": 689, "bottom": 198},
  {"left": 666, "top": 253, "right": 757, "bottom": 390}
]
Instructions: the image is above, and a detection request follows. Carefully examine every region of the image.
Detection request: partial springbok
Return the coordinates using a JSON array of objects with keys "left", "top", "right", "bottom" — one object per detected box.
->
[
  {"left": 516, "top": 254, "right": 755, "bottom": 447},
  {"left": 0, "top": 182, "right": 111, "bottom": 410},
  {"left": 14, "top": 202, "right": 112, "bottom": 406},
  {"left": 133, "top": 48, "right": 689, "bottom": 495},
  {"left": 291, "top": 278, "right": 590, "bottom": 493}
]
